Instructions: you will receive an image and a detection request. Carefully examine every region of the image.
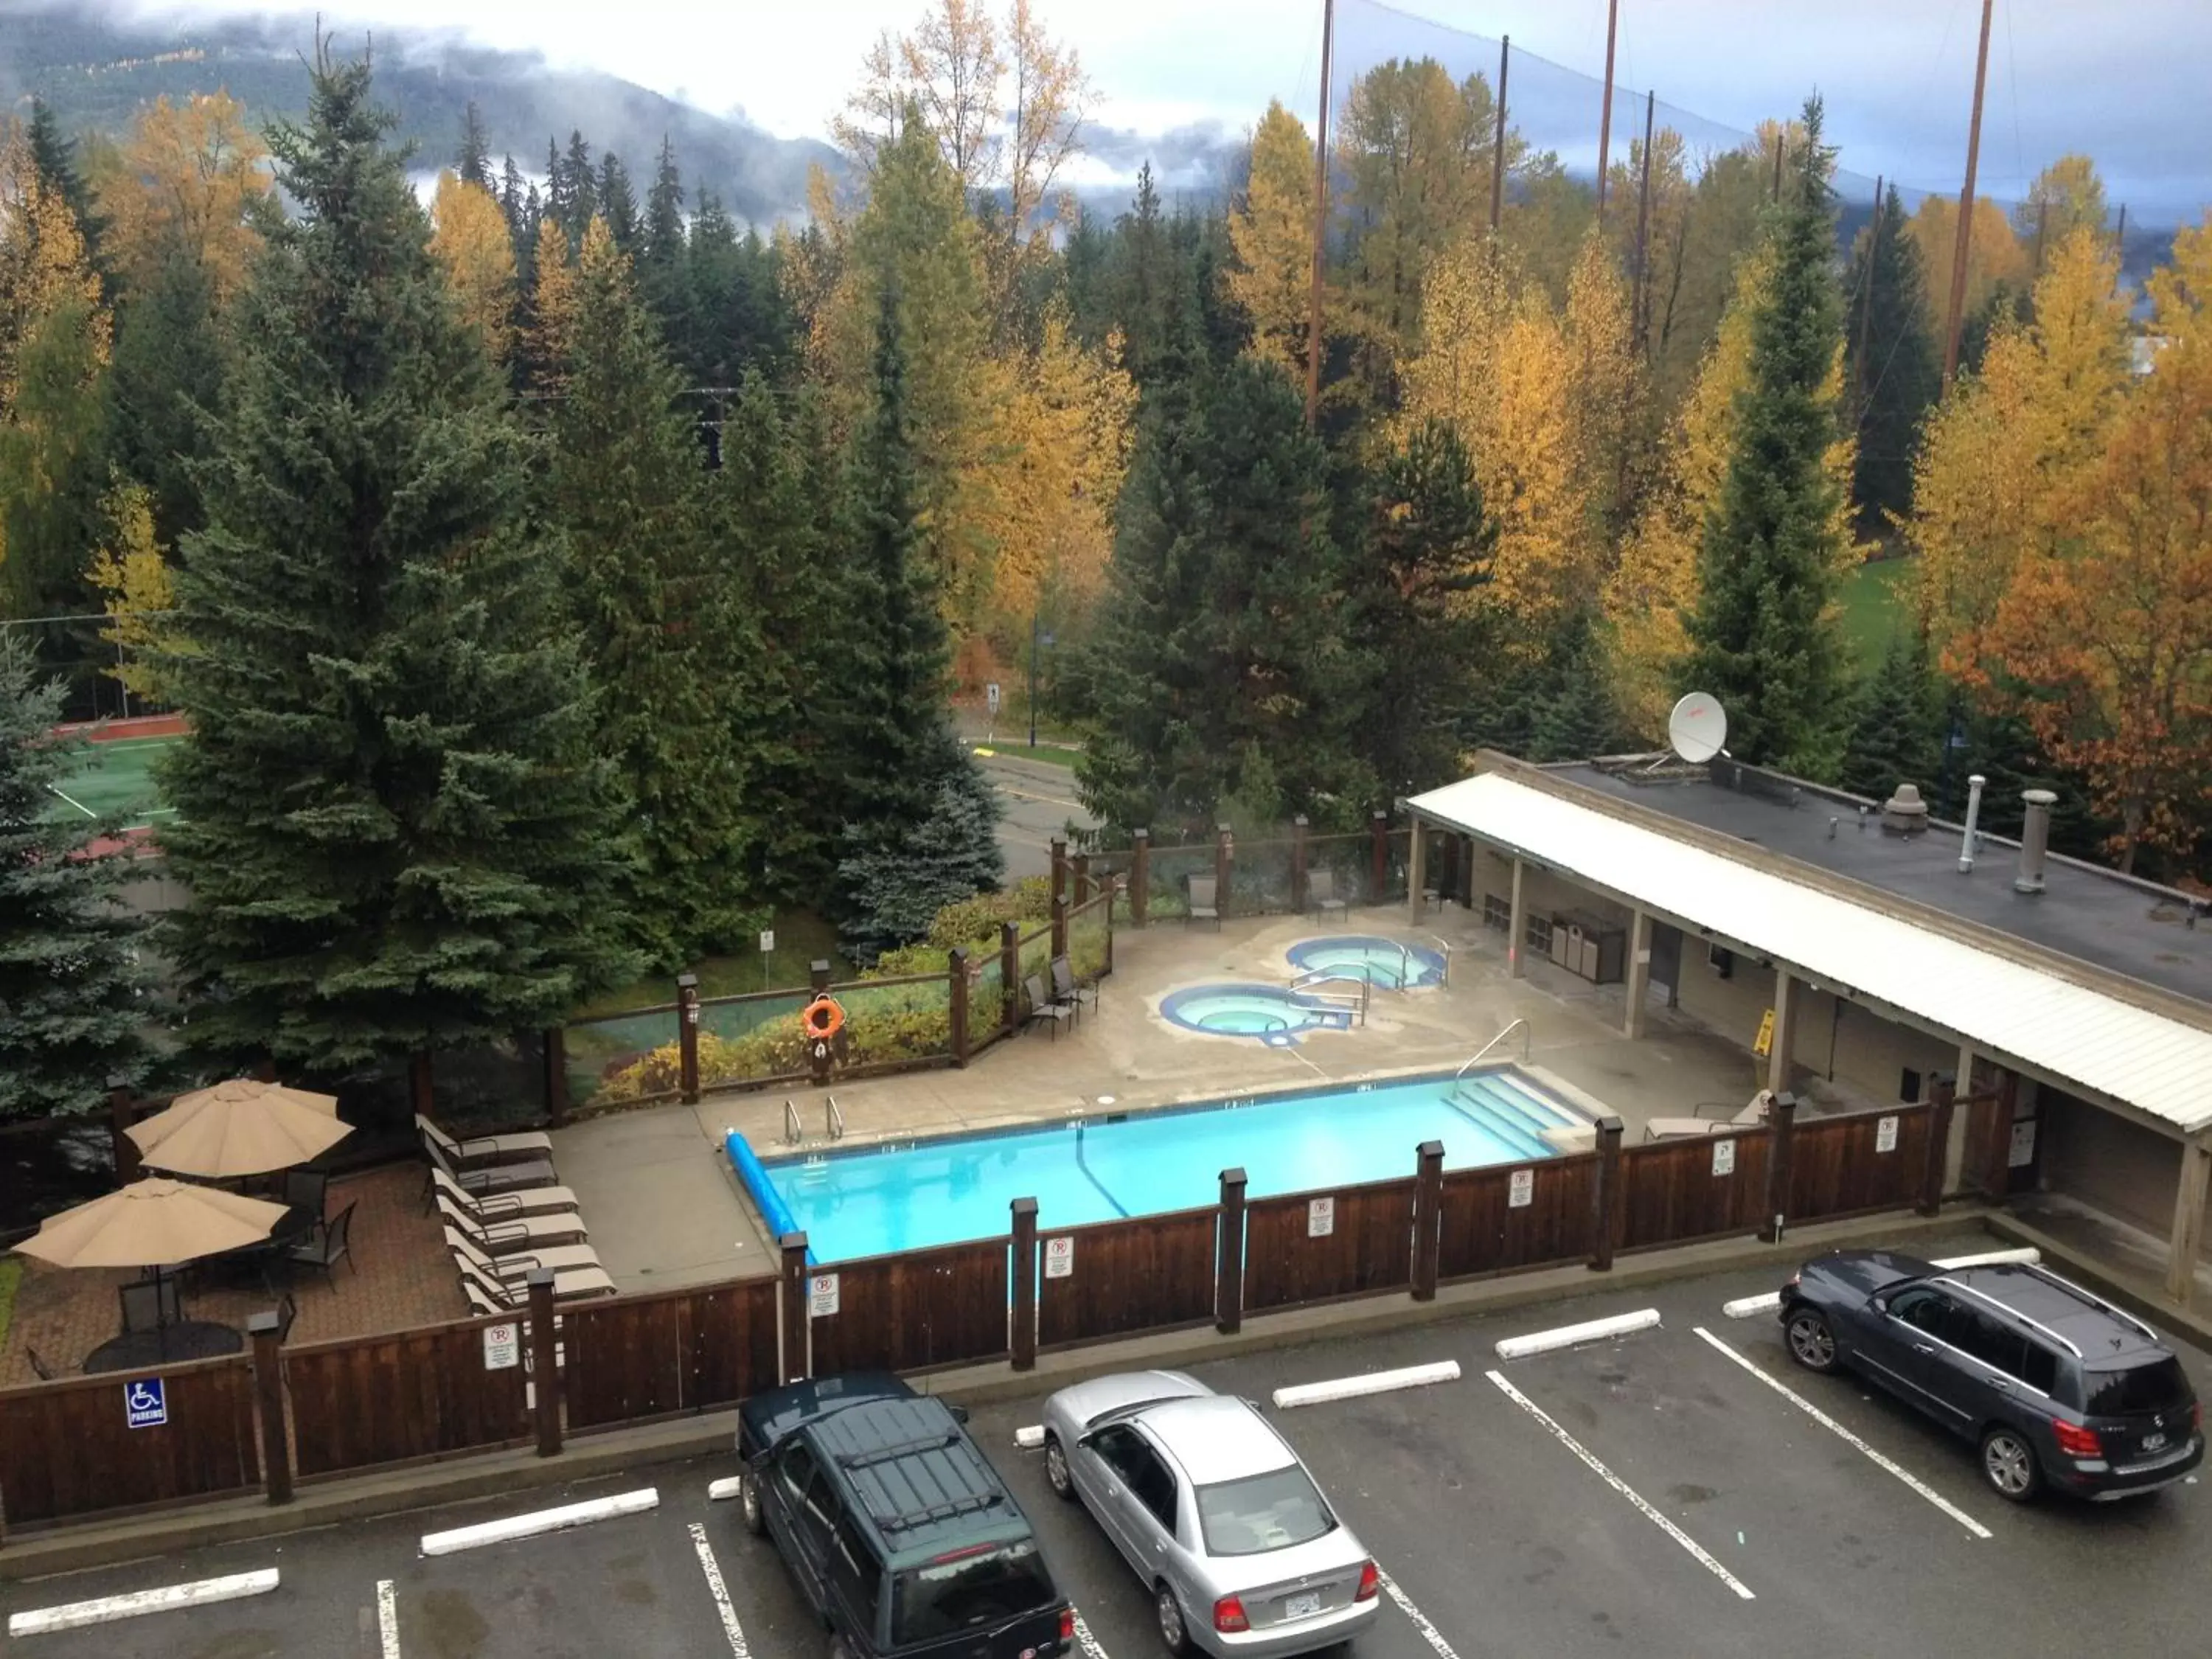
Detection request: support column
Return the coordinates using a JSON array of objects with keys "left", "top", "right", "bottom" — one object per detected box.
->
[
  {"left": 1919, "top": 1073, "right": 1956, "bottom": 1217},
  {"left": 2167, "top": 1138, "right": 2212, "bottom": 1308},
  {"left": 1406, "top": 813, "right": 1425, "bottom": 923},
  {"left": 1623, "top": 909, "right": 1653, "bottom": 1038},
  {"left": 1507, "top": 858, "right": 1528, "bottom": 978},
  {"left": 108, "top": 1080, "right": 141, "bottom": 1183},
  {"left": 1766, "top": 969, "right": 1798, "bottom": 1096},
  {"left": 527, "top": 1270, "right": 562, "bottom": 1458},
  {"left": 1759, "top": 1092, "right": 1797, "bottom": 1242},
  {"left": 1947, "top": 1046, "right": 1977, "bottom": 1192}
]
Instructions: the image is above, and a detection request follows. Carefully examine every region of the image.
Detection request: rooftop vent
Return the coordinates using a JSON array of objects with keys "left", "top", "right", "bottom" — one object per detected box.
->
[
  {"left": 1881, "top": 783, "right": 1930, "bottom": 836},
  {"left": 2015, "top": 789, "right": 2057, "bottom": 894}
]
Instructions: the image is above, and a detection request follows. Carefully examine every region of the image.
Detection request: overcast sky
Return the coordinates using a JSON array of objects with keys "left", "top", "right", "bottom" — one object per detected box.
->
[{"left": 112, "top": 0, "right": 2212, "bottom": 218}]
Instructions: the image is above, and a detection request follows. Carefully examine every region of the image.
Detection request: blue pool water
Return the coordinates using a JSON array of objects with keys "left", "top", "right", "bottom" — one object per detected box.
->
[
  {"left": 1158, "top": 983, "right": 1353, "bottom": 1045},
  {"left": 1287, "top": 935, "right": 1447, "bottom": 990},
  {"left": 756, "top": 1068, "right": 1585, "bottom": 1263}
]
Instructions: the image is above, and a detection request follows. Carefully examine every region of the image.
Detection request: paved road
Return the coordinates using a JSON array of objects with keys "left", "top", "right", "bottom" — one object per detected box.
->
[
  {"left": 11, "top": 1244, "right": 2208, "bottom": 1658},
  {"left": 973, "top": 745, "right": 1093, "bottom": 880}
]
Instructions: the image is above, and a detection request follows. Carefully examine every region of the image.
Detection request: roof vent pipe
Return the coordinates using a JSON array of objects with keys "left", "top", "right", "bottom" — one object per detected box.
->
[
  {"left": 2014, "top": 789, "right": 2057, "bottom": 894},
  {"left": 1958, "top": 774, "right": 1987, "bottom": 872}
]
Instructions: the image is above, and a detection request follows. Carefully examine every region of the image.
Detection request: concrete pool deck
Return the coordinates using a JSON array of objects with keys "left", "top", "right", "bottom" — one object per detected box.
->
[{"left": 554, "top": 904, "right": 1891, "bottom": 1288}]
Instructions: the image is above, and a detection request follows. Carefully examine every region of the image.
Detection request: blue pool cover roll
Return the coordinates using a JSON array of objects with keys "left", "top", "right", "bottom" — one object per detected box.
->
[{"left": 726, "top": 1130, "right": 810, "bottom": 1262}]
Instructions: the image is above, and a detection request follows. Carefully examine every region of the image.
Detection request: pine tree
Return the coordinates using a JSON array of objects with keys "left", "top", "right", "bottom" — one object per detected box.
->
[
  {"left": 1528, "top": 617, "right": 1624, "bottom": 762},
  {"left": 553, "top": 131, "right": 597, "bottom": 246},
  {"left": 1681, "top": 97, "right": 1851, "bottom": 777},
  {"left": 835, "top": 726, "right": 1005, "bottom": 961},
  {"left": 456, "top": 100, "right": 492, "bottom": 189},
  {"left": 597, "top": 151, "right": 639, "bottom": 251},
  {"left": 548, "top": 219, "right": 762, "bottom": 964},
  {"left": 1845, "top": 184, "right": 1939, "bottom": 529},
  {"left": 1837, "top": 630, "right": 1942, "bottom": 802},
  {"left": 158, "top": 50, "right": 633, "bottom": 1094},
  {"left": 25, "top": 97, "right": 103, "bottom": 279},
  {"left": 0, "top": 636, "right": 147, "bottom": 1119},
  {"left": 104, "top": 246, "right": 226, "bottom": 549},
  {"left": 498, "top": 154, "right": 528, "bottom": 246},
  {"left": 641, "top": 136, "right": 687, "bottom": 330}
]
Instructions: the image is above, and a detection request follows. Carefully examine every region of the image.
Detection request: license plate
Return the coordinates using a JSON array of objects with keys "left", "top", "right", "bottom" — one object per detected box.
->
[
  {"left": 2141, "top": 1432, "right": 2168, "bottom": 1454},
  {"left": 1284, "top": 1593, "right": 1322, "bottom": 1620}
]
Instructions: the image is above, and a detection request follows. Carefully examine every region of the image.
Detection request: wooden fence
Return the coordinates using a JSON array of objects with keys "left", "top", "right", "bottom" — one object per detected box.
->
[{"left": 0, "top": 1095, "right": 1966, "bottom": 1538}]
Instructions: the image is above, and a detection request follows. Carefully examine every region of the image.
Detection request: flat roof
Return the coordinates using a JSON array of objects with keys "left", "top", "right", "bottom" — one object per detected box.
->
[{"left": 1553, "top": 761, "right": 2212, "bottom": 1008}]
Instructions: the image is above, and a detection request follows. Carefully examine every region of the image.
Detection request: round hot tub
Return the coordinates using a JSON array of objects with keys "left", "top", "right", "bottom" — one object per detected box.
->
[
  {"left": 1287, "top": 934, "right": 1446, "bottom": 990},
  {"left": 1158, "top": 984, "right": 1356, "bottom": 1046}
]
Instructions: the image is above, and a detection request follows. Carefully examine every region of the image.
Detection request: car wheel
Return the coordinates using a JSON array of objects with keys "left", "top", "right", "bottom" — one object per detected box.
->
[
  {"left": 1980, "top": 1427, "right": 2041, "bottom": 1503},
  {"left": 1155, "top": 1583, "right": 1192, "bottom": 1657},
  {"left": 1784, "top": 1307, "right": 1840, "bottom": 1373},
  {"left": 1045, "top": 1434, "right": 1077, "bottom": 1502},
  {"left": 740, "top": 1470, "right": 768, "bottom": 1537}
]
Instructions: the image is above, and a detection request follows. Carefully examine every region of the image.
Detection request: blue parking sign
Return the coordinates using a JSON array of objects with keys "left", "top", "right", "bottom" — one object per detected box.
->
[{"left": 125, "top": 1376, "right": 167, "bottom": 1428}]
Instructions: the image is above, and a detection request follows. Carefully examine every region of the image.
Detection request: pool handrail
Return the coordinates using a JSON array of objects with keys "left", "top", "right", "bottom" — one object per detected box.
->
[
  {"left": 827, "top": 1095, "right": 846, "bottom": 1141},
  {"left": 1453, "top": 1018, "right": 1531, "bottom": 1096},
  {"left": 782, "top": 1097, "right": 802, "bottom": 1145}
]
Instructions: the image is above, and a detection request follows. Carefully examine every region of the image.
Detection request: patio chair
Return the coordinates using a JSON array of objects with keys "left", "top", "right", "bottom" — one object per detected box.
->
[
  {"left": 420, "top": 1132, "right": 556, "bottom": 1202},
  {"left": 1050, "top": 953, "right": 1098, "bottom": 1020},
  {"left": 414, "top": 1113, "right": 554, "bottom": 1169},
  {"left": 442, "top": 1226, "right": 605, "bottom": 1287},
  {"left": 1185, "top": 875, "right": 1221, "bottom": 930},
  {"left": 274, "top": 1293, "right": 298, "bottom": 1343},
  {"left": 282, "top": 1167, "right": 329, "bottom": 1218},
  {"left": 435, "top": 1194, "right": 589, "bottom": 1254},
  {"left": 119, "top": 1277, "right": 182, "bottom": 1334},
  {"left": 430, "top": 1166, "right": 578, "bottom": 1220},
  {"left": 1307, "top": 868, "right": 1349, "bottom": 921},
  {"left": 287, "top": 1201, "right": 356, "bottom": 1284},
  {"left": 1023, "top": 974, "right": 1076, "bottom": 1041},
  {"left": 1643, "top": 1095, "right": 1772, "bottom": 1144},
  {"left": 455, "top": 1255, "right": 614, "bottom": 1310}
]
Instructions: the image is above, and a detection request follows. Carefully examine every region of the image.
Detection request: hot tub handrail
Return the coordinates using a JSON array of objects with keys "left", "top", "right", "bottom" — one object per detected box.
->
[
  {"left": 1453, "top": 1018, "right": 1530, "bottom": 1094},
  {"left": 1289, "top": 969, "right": 1371, "bottom": 1020},
  {"left": 1428, "top": 936, "right": 1453, "bottom": 988}
]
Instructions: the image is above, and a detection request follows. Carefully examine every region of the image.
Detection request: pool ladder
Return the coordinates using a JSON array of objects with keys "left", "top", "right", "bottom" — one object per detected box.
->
[
  {"left": 784, "top": 1096, "right": 849, "bottom": 1146},
  {"left": 1287, "top": 971, "right": 1369, "bottom": 1026},
  {"left": 1450, "top": 1018, "right": 1529, "bottom": 1102}
]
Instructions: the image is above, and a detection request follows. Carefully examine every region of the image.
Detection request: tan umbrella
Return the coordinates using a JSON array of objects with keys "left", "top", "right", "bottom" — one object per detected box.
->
[
  {"left": 128, "top": 1078, "right": 349, "bottom": 1178},
  {"left": 14, "top": 1178, "right": 289, "bottom": 1270}
]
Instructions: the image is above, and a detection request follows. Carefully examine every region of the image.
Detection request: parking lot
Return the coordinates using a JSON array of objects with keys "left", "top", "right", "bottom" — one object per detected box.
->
[{"left": 7, "top": 1235, "right": 2208, "bottom": 1658}]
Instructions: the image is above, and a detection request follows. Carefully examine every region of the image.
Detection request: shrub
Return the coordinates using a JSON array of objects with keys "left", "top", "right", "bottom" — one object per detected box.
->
[{"left": 595, "top": 998, "right": 953, "bottom": 1104}]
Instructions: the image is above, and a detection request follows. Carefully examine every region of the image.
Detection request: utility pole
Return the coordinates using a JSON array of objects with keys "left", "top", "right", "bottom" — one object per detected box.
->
[
  {"left": 1303, "top": 0, "right": 1335, "bottom": 431},
  {"left": 1489, "top": 35, "right": 1510, "bottom": 234},
  {"left": 1594, "top": 0, "right": 1619, "bottom": 223},
  {"left": 1941, "top": 0, "right": 1996, "bottom": 395},
  {"left": 2114, "top": 201, "right": 2128, "bottom": 257},
  {"left": 1632, "top": 89, "right": 1655, "bottom": 353},
  {"left": 1852, "top": 175, "right": 1882, "bottom": 418}
]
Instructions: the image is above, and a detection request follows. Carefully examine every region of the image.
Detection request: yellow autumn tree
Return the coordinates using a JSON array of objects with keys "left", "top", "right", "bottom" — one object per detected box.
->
[
  {"left": 1562, "top": 230, "right": 1638, "bottom": 535},
  {"left": 429, "top": 170, "right": 516, "bottom": 364},
  {"left": 525, "top": 215, "right": 580, "bottom": 395},
  {"left": 86, "top": 479, "right": 179, "bottom": 702},
  {"left": 1225, "top": 101, "right": 1315, "bottom": 379},
  {"left": 1907, "top": 192, "right": 2030, "bottom": 337},
  {"left": 1910, "top": 227, "right": 2132, "bottom": 671},
  {"left": 93, "top": 91, "right": 270, "bottom": 308}
]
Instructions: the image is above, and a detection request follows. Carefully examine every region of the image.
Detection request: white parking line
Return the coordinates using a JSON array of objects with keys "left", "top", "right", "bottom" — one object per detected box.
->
[
  {"left": 1484, "top": 1369, "right": 1756, "bottom": 1602},
  {"left": 1691, "top": 1326, "right": 1994, "bottom": 1539},
  {"left": 689, "top": 1521, "right": 752, "bottom": 1658},
  {"left": 376, "top": 1579, "right": 400, "bottom": 1657},
  {"left": 7, "top": 1568, "right": 280, "bottom": 1637},
  {"left": 1069, "top": 1607, "right": 1112, "bottom": 1659},
  {"left": 1377, "top": 1568, "right": 1460, "bottom": 1659}
]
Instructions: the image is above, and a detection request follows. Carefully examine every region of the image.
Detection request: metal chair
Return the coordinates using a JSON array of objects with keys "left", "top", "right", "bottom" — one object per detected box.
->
[
  {"left": 119, "top": 1277, "right": 182, "bottom": 1334},
  {"left": 1051, "top": 953, "right": 1098, "bottom": 1020},
  {"left": 282, "top": 1167, "right": 329, "bottom": 1219},
  {"left": 287, "top": 1201, "right": 355, "bottom": 1285},
  {"left": 1185, "top": 875, "right": 1221, "bottom": 930},
  {"left": 1307, "top": 868, "right": 1349, "bottom": 920},
  {"left": 1023, "top": 974, "right": 1076, "bottom": 1040}
]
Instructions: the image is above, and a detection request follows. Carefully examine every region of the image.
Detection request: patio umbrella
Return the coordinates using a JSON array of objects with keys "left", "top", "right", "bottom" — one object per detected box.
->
[
  {"left": 13, "top": 1178, "right": 291, "bottom": 1270},
  {"left": 127, "top": 1078, "right": 349, "bottom": 1178}
]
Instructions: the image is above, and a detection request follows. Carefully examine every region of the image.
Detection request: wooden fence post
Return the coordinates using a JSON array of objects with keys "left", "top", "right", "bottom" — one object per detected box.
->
[
  {"left": 1217, "top": 1167, "right": 1248, "bottom": 1335},
  {"left": 1411, "top": 1139, "right": 1444, "bottom": 1301},
  {"left": 808, "top": 961, "right": 834, "bottom": 1087},
  {"left": 1072, "top": 854, "right": 1091, "bottom": 907},
  {"left": 1051, "top": 897, "right": 1068, "bottom": 960},
  {"left": 1104, "top": 881, "right": 1116, "bottom": 975},
  {"left": 1010, "top": 1197, "right": 1038, "bottom": 1371},
  {"left": 676, "top": 973, "right": 701, "bottom": 1105},
  {"left": 544, "top": 1027, "right": 569, "bottom": 1126},
  {"left": 1590, "top": 1116, "right": 1624, "bottom": 1271},
  {"left": 248, "top": 1310, "right": 292, "bottom": 1506},
  {"left": 1051, "top": 838, "right": 1068, "bottom": 908},
  {"left": 527, "top": 1269, "right": 562, "bottom": 1458},
  {"left": 1759, "top": 1091, "right": 1797, "bottom": 1242},
  {"left": 1369, "top": 810, "right": 1389, "bottom": 903},
  {"left": 1214, "top": 824, "right": 1233, "bottom": 916},
  {"left": 1920, "top": 1073, "right": 1956, "bottom": 1217},
  {"left": 779, "top": 1232, "right": 811, "bottom": 1384},
  {"left": 950, "top": 948, "right": 971, "bottom": 1067},
  {"left": 1130, "top": 830, "right": 1150, "bottom": 927},
  {"left": 108, "top": 1079, "right": 140, "bottom": 1183},
  {"left": 1291, "top": 815, "right": 1310, "bottom": 914},
  {"left": 1001, "top": 922, "right": 1021, "bottom": 1033}
]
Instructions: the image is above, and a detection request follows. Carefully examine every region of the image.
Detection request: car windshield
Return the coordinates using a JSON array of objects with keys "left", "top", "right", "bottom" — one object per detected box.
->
[
  {"left": 2082, "top": 1356, "right": 2191, "bottom": 1418},
  {"left": 1195, "top": 1466, "right": 1335, "bottom": 1557},
  {"left": 891, "top": 1540, "right": 1057, "bottom": 1645}
]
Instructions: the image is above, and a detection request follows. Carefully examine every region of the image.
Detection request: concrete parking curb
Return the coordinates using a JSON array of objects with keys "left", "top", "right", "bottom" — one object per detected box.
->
[{"left": 0, "top": 1204, "right": 2000, "bottom": 1582}]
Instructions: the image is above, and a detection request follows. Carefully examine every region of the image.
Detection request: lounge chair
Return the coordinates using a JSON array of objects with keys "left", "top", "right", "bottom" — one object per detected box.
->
[
  {"left": 430, "top": 1166, "right": 580, "bottom": 1220},
  {"left": 1186, "top": 875, "right": 1221, "bottom": 930},
  {"left": 287, "top": 1201, "right": 356, "bottom": 1284},
  {"left": 1051, "top": 953, "right": 1098, "bottom": 1020},
  {"left": 415, "top": 1113, "right": 553, "bottom": 1168},
  {"left": 421, "top": 1132, "right": 555, "bottom": 1200},
  {"left": 456, "top": 1256, "right": 613, "bottom": 1310},
  {"left": 1023, "top": 974, "right": 1076, "bottom": 1040},
  {"left": 1643, "top": 1091, "right": 1774, "bottom": 1144},
  {"left": 1307, "top": 868, "right": 1349, "bottom": 920},
  {"left": 435, "top": 1194, "right": 589, "bottom": 1253},
  {"left": 442, "top": 1226, "right": 605, "bottom": 1286}
]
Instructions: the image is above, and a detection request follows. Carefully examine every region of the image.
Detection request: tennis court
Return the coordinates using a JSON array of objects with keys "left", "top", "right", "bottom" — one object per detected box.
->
[{"left": 45, "top": 715, "right": 184, "bottom": 831}]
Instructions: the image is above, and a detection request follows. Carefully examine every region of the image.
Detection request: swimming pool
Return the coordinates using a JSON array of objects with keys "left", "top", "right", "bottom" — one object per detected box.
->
[
  {"left": 1158, "top": 983, "right": 1353, "bottom": 1044},
  {"left": 1287, "top": 935, "right": 1446, "bottom": 990},
  {"left": 748, "top": 1067, "right": 1587, "bottom": 1262}
]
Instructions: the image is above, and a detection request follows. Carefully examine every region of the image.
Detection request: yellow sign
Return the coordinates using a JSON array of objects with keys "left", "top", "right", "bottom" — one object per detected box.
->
[{"left": 1753, "top": 1008, "right": 1775, "bottom": 1059}]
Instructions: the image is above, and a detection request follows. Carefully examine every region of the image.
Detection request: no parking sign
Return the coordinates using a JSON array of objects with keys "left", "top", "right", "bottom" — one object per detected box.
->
[
  {"left": 1044, "top": 1237, "right": 1075, "bottom": 1279},
  {"left": 1307, "top": 1197, "right": 1335, "bottom": 1238}
]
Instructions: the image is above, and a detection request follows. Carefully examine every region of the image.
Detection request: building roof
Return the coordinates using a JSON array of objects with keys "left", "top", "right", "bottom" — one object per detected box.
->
[
  {"left": 1553, "top": 761, "right": 2212, "bottom": 1007},
  {"left": 1405, "top": 768, "right": 2212, "bottom": 1135}
]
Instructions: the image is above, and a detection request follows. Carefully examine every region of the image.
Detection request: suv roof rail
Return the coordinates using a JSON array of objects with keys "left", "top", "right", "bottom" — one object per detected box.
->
[
  {"left": 836, "top": 1430, "right": 964, "bottom": 1472},
  {"left": 2019, "top": 1262, "right": 2160, "bottom": 1343},
  {"left": 1935, "top": 1275, "right": 2084, "bottom": 1357},
  {"left": 872, "top": 1491, "right": 1003, "bottom": 1533}
]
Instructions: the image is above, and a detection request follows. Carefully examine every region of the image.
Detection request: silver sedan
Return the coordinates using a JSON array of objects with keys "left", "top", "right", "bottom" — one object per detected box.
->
[{"left": 1040, "top": 1370, "right": 1380, "bottom": 1658}]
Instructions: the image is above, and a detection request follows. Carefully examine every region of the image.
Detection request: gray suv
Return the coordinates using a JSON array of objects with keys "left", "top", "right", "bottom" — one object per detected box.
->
[{"left": 1780, "top": 1251, "right": 2202, "bottom": 1502}]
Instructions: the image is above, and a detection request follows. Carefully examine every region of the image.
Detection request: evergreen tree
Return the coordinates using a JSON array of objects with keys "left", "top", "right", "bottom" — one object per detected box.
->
[
  {"left": 159, "top": 51, "right": 633, "bottom": 1094},
  {"left": 683, "top": 192, "right": 793, "bottom": 385},
  {"left": 835, "top": 726, "right": 1005, "bottom": 961},
  {"left": 497, "top": 154, "right": 528, "bottom": 246},
  {"left": 1681, "top": 97, "right": 1851, "bottom": 776},
  {"left": 1079, "top": 356, "right": 1368, "bottom": 835},
  {"left": 0, "top": 636, "right": 148, "bottom": 1119},
  {"left": 1845, "top": 184, "right": 1939, "bottom": 529},
  {"left": 597, "top": 151, "right": 639, "bottom": 251},
  {"left": 1528, "top": 616, "right": 1624, "bottom": 762},
  {"left": 1113, "top": 164, "right": 1170, "bottom": 383},
  {"left": 456, "top": 101, "right": 492, "bottom": 189},
  {"left": 552, "top": 131, "right": 597, "bottom": 246},
  {"left": 641, "top": 137, "right": 687, "bottom": 330},
  {"left": 547, "top": 220, "right": 762, "bottom": 965},
  {"left": 26, "top": 97, "right": 103, "bottom": 278},
  {"left": 104, "top": 247, "right": 226, "bottom": 550},
  {"left": 1837, "top": 630, "right": 1942, "bottom": 802}
]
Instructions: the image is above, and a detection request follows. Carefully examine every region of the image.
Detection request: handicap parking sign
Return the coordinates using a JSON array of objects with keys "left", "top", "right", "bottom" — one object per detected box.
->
[{"left": 125, "top": 1376, "right": 168, "bottom": 1429}]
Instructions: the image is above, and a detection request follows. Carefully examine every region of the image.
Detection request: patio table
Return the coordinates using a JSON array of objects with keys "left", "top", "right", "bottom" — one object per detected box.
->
[{"left": 82, "top": 1321, "right": 246, "bottom": 1374}]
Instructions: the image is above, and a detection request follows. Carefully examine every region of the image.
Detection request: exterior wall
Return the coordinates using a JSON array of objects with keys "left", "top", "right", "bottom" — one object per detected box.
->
[{"left": 2039, "top": 1086, "right": 2183, "bottom": 1243}]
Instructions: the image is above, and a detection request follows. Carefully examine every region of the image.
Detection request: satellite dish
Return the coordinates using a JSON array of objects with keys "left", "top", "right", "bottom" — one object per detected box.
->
[{"left": 1668, "top": 692, "right": 1727, "bottom": 765}]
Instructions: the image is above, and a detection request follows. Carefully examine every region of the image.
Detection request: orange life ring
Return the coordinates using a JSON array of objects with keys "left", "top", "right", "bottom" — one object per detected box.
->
[{"left": 801, "top": 996, "right": 846, "bottom": 1040}]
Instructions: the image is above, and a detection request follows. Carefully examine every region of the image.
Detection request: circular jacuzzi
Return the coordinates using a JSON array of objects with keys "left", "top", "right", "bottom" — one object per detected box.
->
[
  {"left": 1159, "top": 984, "right": 1355, "bottom": 1046},
  {"left": 1287, "top": 934, "right": 1446, "bottom": 990}
]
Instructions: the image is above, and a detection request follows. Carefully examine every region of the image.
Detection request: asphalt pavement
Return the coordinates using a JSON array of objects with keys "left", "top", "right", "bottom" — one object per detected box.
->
[
  {"left": 10, "top": 1239, "right": 2208, "bottom": 1658},
  {"left": 972, "top": 744, "right": 1093, "bottom": 880}
]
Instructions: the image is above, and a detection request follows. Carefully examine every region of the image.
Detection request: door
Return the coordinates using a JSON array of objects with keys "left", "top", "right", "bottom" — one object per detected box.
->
[
  {"left": 1863, "top": 1287, "right": 1972, "bottom": 1425},
  {"left": 1077, "top": 1424, "right": 1150, "bottom": 1568},
  {"left": 768, "top": 1440, "right": 836, "bottom": 1612},
  {"left": 1649, "top": 923, "right": 1682, "bottom": 1007}
]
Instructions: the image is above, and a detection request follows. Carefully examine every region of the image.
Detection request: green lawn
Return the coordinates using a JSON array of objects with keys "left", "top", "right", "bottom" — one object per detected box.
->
[
  {"left": 569, "top": 906, "right": 851, "bottom": 1020},
  {"left": 1840, "top": 556, "right": 1914, "bottom": 671}
]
